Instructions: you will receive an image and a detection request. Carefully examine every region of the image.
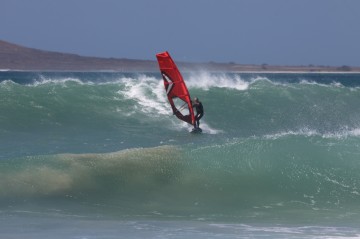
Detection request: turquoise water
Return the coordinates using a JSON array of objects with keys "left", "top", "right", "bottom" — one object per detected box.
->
[{"left": 1, "top": 71, "right": 360, "bottom": 238}]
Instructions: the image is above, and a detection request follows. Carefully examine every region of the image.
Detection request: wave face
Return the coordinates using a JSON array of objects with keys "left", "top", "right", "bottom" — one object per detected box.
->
[{"left": 1, "top": 71, "right": 360, "bottom": 222}]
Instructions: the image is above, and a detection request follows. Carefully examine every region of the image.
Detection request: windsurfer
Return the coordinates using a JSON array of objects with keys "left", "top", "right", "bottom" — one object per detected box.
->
[{"left": 192, "top": 97, "right": 204, "bottom": 129}]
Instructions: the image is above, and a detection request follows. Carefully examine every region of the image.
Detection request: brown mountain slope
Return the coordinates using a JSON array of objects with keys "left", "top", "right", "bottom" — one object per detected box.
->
[{"left": 0, "top": 40, "right": 157, "bottom": 71}]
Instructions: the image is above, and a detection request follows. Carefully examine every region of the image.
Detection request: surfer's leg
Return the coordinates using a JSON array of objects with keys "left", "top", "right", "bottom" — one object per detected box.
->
[
  {"left": 196, "top": 113, "right": 203, "bottom": 128},
  {"left": 195, "top": 113, "right": 200, "bottom": 128}
]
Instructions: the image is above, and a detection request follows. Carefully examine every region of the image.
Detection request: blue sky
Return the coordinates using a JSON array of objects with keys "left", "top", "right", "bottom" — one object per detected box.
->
[{"left": 1, "top": 0, "right": 359, "bottom": 66}]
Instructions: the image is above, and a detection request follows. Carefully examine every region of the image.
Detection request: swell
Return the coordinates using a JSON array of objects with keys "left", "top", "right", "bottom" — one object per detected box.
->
[
  {"left": 2, "top": 72, "right": 360, "bottom": 222},
  {"left": 1, "top": 135, "right": 360, "bottom": 214},
  {"left": 0, "top": 145, "right": 183, "bottom": 198},
  {"left": 205, "top": 77, "right": 360, "bottom": 138},
  {"left": 2, "top": 72, "right": 360, "bottom": 159},
  {"left": 2, "top": 73, "right": 360, "bottom": 133}
]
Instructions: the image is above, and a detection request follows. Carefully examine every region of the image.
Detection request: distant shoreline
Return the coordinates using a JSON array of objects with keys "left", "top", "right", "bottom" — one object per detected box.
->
[
  {"left": 1, "top": 40, "right": 360, "bottom": 73},
  {"left": 1, "top": 69, "right": 360, "bottom": 74}
]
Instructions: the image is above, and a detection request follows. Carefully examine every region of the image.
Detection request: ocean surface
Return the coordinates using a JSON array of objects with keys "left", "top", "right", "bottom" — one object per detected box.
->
[{"left": 1, "top": 71, "right": 360, "bottom": 238}]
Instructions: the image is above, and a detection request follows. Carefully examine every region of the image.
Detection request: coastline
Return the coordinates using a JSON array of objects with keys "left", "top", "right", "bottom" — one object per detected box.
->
[
  {"left": 1, "top": 40, "right": 360, "bottom": 73},
  {"left": 1, "top": 69, "right": 360, "bottom": 74}
]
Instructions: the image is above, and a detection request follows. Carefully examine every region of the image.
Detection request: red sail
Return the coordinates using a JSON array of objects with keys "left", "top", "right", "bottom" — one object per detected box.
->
[{"left": 156, "top": 51, "right": 195, "bottom": 125}]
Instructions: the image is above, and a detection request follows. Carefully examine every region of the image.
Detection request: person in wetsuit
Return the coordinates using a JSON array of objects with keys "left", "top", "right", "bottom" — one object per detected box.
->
[{"left": 192, "top": 97, "right": 204, "bottom": 129}]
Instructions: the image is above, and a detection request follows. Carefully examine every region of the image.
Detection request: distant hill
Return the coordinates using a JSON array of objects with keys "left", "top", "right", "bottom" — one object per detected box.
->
[
  {"left": 0, "top": 40, "right": 157, "bottom": 71},
  {"left": 1, "top": 40, "right": 359, "bottom": 72}
]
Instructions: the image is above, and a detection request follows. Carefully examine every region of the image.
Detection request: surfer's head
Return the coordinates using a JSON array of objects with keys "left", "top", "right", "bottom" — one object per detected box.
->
[{"left": 194, "top": 97, "right": 199, "bottom": 102}]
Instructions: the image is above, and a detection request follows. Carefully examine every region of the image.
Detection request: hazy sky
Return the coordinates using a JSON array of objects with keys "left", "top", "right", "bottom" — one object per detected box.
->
[{"left": 1, "top": 0, "right": 359, "bottom": 66}]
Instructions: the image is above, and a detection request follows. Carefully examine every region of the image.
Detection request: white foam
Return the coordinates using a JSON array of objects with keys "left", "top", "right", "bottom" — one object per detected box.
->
[
  {"left": 299, "top": 79, "right": 345, "bottom": 88},
  {"left": 348, "top": 128, "right": 360, "bottom": 137},
  {"left": 195, "top": 122, "right": 223, "bottom": 135},
  {"left": 264, "top": 127, "right": 360, "bottom": 140},
  {"left": 116, "top": 74, "right": 223, "bottom": 134},
  {"left": 210, "top": 223, "right": 360, "bottom": 238},
  {"left": 118, "top": 75, "right": 170, "bottom": 116},
  {"left": 30, "top": 75, "right": 85, "bottom": 87},
  {"left": 323, "top": 127, "right": 360, "bottom": 139},
  {"left": 186, "top": 72, "right": 250, "bottom": 91},
  {"left": 0, "top": 80, "right": 17, "bottom": 89},
  {"left": 264, "top": 128, "right": 318, "bottom": 140}
]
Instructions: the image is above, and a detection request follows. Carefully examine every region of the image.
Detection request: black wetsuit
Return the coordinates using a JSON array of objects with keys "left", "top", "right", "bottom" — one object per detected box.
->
[{"left": 193, "top": 101, "right": 204, "bottom": 128}]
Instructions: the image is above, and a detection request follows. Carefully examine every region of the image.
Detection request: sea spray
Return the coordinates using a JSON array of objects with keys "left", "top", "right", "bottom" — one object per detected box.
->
[{"left": 0, "top": 145, "right": 183, "bottom": 198}]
